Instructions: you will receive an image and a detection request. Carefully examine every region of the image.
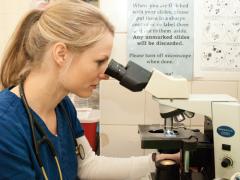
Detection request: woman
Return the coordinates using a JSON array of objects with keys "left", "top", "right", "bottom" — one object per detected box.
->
[{"left": 0, "top": 0, "right": 179, "bottom": 179}]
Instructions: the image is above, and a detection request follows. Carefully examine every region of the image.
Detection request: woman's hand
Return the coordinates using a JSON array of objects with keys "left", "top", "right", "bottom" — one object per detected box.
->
[{"left": 155, "top": 152, "right": 180, "bottom": 163}]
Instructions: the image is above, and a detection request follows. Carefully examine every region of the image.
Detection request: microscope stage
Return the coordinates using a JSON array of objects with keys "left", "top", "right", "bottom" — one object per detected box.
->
[{"left": 138, "top": 124, "right": 211, "bottom": 150}]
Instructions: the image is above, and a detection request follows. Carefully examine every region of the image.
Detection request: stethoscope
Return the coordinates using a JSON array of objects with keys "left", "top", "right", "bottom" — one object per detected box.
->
[{"left": 19, "top": 79, "right": 85, "bottom": 180}]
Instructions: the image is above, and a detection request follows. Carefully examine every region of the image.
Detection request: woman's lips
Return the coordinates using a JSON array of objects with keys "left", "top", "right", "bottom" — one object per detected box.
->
[{"left": 90, "top": 85, "right": 97, "bottom": 89}]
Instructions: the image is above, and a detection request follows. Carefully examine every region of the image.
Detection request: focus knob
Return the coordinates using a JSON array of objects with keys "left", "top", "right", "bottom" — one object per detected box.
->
[{"left": 221, "top": 157, "right": 232, "bottom": 168}]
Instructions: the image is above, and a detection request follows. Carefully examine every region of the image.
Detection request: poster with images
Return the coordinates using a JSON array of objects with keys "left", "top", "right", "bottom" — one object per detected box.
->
[
  {"left": 128, "top": 0, "right": 194, "bottom": 80},
  {"left": 194, "top": 0, "right": 240, "bottom": 80}
]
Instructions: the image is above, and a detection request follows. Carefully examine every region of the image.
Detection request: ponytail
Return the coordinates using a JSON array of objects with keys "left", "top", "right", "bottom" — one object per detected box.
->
[{"left": 0, "top": 10, "right": 43, "bottom": 89}]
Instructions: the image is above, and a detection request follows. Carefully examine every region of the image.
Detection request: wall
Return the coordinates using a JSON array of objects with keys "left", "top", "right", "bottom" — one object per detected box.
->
[
  {"left": 99, "top": 0, "right": 240, "bottom": 157},
  {"left": 0, "top": 1, "right": 31, "bottom": 60}
]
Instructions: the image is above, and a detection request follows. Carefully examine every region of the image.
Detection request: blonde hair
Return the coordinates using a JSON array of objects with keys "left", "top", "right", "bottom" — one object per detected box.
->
[{"left": 0, "top": 0, "right": 114, "bottom": 89}]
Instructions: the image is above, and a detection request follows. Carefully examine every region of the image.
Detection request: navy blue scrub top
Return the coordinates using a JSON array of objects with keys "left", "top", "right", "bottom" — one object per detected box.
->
[{"left": 0, "top": 89, "right": 84, "bottom": 179}]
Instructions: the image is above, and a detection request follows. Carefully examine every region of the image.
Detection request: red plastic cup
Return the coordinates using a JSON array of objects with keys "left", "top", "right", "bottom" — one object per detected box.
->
[
  {"left": 81, "top": 121, "right": 97, "bottom": 151},
  {"left": 77, "top": 108, "right": 100, "bottom": 152}
]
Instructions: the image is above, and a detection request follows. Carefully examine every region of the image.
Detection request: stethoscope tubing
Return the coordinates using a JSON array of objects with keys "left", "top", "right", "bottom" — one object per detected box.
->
[
  {"left": 19, "top": 78, "right": 84, "bottom": 180},
  {"left": 19, "top": 79, "right": 63, "bottom": 180}
]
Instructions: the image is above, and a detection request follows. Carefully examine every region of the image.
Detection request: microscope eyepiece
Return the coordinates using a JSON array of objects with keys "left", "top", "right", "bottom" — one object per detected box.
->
[
  {"left": 104, "top": 59, "right": 152, "bottom": 92},
  {"left": 105, "top": 59, "right": 126, "bottom": 81}
]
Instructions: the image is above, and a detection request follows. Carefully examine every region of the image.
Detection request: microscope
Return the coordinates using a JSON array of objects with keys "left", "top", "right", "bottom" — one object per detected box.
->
[{"left": 105, "top": 59, "right": 240, "bottom": 180}]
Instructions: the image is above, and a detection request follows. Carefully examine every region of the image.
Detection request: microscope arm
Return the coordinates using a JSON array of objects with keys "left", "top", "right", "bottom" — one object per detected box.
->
[
  {"left": 105, "top": 59, "right": 189, "bottom": 98},
  {"left": 155, "top": 94, "right": 238, "bottom": 118},
  {"left": 145, "top": 68, "right": 189, "bottom": 99}
]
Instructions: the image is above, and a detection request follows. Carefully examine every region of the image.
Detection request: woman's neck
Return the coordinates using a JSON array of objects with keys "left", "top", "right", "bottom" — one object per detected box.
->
[
  {"left": 11, "top": 72, "right": 68, "bottom": 134},
  {"left": 26, "top": 76, "right": 65, "bottom": 112}
]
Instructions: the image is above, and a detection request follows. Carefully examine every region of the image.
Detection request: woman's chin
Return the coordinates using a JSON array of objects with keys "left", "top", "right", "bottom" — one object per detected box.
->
[{"left": 76, "top": 91, "right": 93, "bottom": 98}]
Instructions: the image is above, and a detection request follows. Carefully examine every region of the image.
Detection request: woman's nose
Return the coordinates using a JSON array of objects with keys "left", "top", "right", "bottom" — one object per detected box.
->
[{"left": 98, "top": 63, "right": 109, "bottom": 80}]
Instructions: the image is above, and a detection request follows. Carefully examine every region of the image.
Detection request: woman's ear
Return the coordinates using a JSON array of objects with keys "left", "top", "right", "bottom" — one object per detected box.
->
[{"left": 52, "top": 42, "right": 68, "bottom": 66}]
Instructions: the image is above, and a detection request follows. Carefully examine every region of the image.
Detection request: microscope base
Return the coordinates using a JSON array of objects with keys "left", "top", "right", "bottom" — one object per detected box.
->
[
  {"left": 151, "top": 171, "right": 207, "bottom": 180},
  {"left": 139, "top": 124, "right": 214, "bottom": 180}
]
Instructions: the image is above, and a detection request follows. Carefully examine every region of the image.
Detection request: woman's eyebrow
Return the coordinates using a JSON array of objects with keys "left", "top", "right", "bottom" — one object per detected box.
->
[{"left": 97, "top": 55, "right": 109, "bottom": 60}]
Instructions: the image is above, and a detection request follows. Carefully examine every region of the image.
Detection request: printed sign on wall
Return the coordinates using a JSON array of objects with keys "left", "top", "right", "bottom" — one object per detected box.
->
[{"left": 128, "top": 0, "right": 194, "bottom": 79}]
